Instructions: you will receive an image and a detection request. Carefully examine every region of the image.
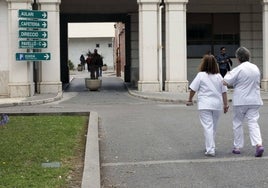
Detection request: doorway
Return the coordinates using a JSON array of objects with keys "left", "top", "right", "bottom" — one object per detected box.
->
[{"left": 60, "top": 13, "right": 131, "bottom": 87}]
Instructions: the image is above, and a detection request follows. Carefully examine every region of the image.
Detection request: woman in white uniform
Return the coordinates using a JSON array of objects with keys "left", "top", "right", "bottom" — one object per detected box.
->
[
  {"left": 186, "top": 54, "right": 229, "bottom": 157},
  {"left": 223, "top": 46, "right": 264, "bottom": 157}
]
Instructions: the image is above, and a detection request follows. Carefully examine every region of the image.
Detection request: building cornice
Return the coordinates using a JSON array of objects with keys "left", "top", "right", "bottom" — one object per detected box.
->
[
  {"left": 137, "top": 0, "right": 161, "bottom": 4},
  {"left": 165, "top": 0, "right": 188, "bottom": 3},
  {"left": 6, "top": 0, "right": 31, "bottom": 3}
]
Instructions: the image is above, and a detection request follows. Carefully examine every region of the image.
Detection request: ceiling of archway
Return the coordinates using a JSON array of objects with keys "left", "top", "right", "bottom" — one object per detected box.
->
[{"left": 60, "top": 0, "right": 139, "bottom": 14}]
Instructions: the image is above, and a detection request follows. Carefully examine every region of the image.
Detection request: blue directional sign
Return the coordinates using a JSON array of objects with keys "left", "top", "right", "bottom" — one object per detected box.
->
[
  {"left": 16, "top": 53, "right": 51, "bottom": 61},
  {"left": 18, "top": 9, "right": 48, "bottom": 19},
  {"left": 19, "top": 40, "right": 48, "bottom": 49},
  {"left": 19, "top": 30, "right": 48, "bottom": 39},
  {"left": 19, "top": 20, "right": 47, "bottom": 29}
]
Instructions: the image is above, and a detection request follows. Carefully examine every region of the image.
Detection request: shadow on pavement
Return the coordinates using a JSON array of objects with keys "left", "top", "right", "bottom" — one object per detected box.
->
[{"left": 64, "top": 71, "right": 127, "bottom": 93}]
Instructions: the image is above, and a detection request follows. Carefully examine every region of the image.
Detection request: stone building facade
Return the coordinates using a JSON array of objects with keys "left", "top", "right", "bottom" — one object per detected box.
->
[{"left": 1, "top": 0, "right": 268, "bottom": 97}]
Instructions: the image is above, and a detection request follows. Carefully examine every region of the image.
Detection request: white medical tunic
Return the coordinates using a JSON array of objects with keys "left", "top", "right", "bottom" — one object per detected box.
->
[
  {"left": 224, "top": 61, "right": 263, "bottom": 106},
  {"left": 190, "top": 72, "right": 227, "bottom": 110}
]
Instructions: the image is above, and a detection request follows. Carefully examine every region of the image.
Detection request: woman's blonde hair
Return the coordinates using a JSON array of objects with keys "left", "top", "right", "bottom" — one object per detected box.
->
[{"left": 198, "top": 54, "right": 219, "bottom": 74}]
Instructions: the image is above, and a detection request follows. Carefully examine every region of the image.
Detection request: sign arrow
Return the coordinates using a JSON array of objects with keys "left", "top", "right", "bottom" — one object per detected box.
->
[
  {"left": 42, "top": 42, "right": 47, "bottom": 48},
  {"left": 44, "top": 53, "right": 50, "bottom": 60},
  {"left": 42, "top": 22, "right": 47, "bottom": 28},
  {"left": 42, "top": 32, "right": 47, "bottom": 38},
  {"left": 42, "top": 12, "right": 47, "bottom": 19}
]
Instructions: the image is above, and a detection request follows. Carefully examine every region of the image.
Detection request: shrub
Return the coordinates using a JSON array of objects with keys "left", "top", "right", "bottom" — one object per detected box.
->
[{"left": 68, "top": 60, "right": 75, "bottom": 70}]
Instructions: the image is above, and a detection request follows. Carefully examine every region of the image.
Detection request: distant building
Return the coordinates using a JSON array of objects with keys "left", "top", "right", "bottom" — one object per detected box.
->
[{"left": 68, "top": 23, "right": 115, "bottom": 70}]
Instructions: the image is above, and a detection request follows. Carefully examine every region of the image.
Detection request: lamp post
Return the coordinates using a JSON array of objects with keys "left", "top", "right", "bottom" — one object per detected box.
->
[
  {"left": 32, "top": 0, "right": 38, "bottom": 10},
  {"left": 32, "top": 0, "right": 39, "bottom": 93},
  {"left": 158, "top": 2, "right": 164, "bottom": 91}
]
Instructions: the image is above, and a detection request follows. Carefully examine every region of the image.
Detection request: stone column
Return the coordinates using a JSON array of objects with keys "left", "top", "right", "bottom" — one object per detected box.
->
[
  {"left": 165, "top": 0, "right": 188, "bottom": 92},
  {"left": 137, "top": 0, "right": 161, "bottom": 92},
  {"left": 6, "top": 0, "right": 34, "bottom": 97},
  {"left": 261, "top": 0, "right": 268, "bottom": 91},
  {"left": 38, "top": 0, "right": 62, "bottom": 94},
  {"left": 0, "top": 1, "right": 9, "bottom": 96}
]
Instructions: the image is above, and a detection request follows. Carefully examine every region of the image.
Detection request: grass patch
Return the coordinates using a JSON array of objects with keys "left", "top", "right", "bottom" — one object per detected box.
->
[{"left": 0, "top": 115, "right": 88, "bottom": 188}]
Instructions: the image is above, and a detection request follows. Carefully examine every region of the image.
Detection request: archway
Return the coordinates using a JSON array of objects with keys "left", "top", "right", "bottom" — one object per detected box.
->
[{"left": 60, "top": 13, "right": 131, "bottom": 85}]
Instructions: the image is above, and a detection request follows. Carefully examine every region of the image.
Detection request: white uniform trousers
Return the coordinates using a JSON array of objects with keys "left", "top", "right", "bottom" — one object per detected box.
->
[
  {"left": 233, "top": 105, "right": 262, "bottom": 148},
  {"left": 199, "top": 110, "right": 221, "bottom": 154}
]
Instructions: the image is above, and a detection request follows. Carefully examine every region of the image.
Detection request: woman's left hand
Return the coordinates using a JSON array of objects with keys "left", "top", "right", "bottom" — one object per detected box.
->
[{"left": 224, "top": 105, "right": 229, "bottom": 113}]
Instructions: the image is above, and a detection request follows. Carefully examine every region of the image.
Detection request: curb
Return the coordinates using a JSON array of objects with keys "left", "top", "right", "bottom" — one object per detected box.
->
[
  {"left": 81, "top": 111, "right": 101, "bottom": 188},
  {"left": 127, "top": 89, "right": 187, "bottom": 103},
  {"left": 0, "top": 92, "right": 63, "bottom": 107}
]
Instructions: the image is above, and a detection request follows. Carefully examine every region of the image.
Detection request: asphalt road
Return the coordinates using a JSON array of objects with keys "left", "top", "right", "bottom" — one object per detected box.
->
[{"left": 1, "top": 71, "right": 268, "bottom": 188}]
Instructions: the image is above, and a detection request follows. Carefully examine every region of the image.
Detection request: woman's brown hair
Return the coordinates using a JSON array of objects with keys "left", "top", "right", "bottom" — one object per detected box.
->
[{"left": 198, "top": 54, "right": 219, "bottom": 74}]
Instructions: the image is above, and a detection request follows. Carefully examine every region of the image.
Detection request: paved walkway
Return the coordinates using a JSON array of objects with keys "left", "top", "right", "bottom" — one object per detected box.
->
[
  {"left": 2, "top": 71, "right": 268, "bottom": 106},
  {"left": 1, "top": 71, "right": 268, "bottom": 188}
]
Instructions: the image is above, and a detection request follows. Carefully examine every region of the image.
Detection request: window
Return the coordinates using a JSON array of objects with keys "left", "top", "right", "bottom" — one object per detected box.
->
[
  {"left": 96, "top": 44, "right": 100, "bottom": 48},
  {"left": 108, "top": 43, "right": 112, "bottom": 48},
  {"left": 187, "top": 13, "right": 239, "bottom": 58}
]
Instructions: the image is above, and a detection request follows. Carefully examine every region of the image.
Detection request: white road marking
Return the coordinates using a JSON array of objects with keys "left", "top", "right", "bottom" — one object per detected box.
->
[{"left": 102, "top": 156, "right": 268, "bottom": 167}]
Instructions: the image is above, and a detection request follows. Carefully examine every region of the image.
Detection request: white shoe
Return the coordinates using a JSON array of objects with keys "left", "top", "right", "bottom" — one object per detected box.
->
[{"left": 205, "top": 152, "right": 215, "bottom": 157}]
